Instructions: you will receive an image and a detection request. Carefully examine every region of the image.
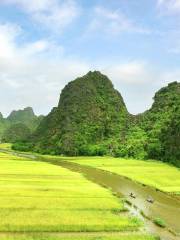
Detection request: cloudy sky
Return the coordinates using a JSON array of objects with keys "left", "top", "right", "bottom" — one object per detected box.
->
[{"left": 0, "top": 0, "right": 180, "bottom": 117}]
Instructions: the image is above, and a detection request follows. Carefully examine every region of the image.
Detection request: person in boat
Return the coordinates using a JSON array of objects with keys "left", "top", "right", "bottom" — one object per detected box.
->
[
  {"left": 147, "top": 196, "right": 154, "bottom": 203},
  {"left": 129, "top": 192, "right": 136, "bottom": 198}
]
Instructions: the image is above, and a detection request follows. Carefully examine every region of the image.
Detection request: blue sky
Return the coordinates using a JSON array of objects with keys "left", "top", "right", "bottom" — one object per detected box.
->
[{"left": 0, "top": 0, "right": 180, "bottom": 116}]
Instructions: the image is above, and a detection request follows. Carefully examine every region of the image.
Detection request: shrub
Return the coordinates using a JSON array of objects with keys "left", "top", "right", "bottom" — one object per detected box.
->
[
  {"left": 79, "top": 144, "right": 107, "bottom": 156},
  {"left": 153, "top": 217, "right": 166, "bottom": 228},
  {"left": 12, "top": 142, "right": 33, "bottom": 152}
]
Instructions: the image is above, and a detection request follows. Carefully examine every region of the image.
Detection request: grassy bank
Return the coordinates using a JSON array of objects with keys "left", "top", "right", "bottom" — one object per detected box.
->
[{"left": 60, "top": 156, "right": 180, "bottom": 194}]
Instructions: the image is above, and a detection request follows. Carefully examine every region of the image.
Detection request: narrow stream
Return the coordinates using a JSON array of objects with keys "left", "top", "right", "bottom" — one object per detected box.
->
[{"left": 1, "top": 149, "right": 180, "bottom": 240}]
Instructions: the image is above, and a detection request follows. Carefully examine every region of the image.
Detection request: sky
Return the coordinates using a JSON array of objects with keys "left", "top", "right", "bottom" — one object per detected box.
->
[{"left": 0, "top": 0, "right": 180, "bottom": 117}]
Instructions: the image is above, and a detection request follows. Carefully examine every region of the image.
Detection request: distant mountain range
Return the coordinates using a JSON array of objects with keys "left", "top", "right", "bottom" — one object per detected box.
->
[
  {"left": 0, "top": 107, "right": 43, "bottom": 143},
  {"left": 3, "top": 71, "right": 180, "bottom": 167}
]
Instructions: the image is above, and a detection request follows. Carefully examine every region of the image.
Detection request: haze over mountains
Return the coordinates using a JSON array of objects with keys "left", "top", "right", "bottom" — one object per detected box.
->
[{"left": 9, "top": 71, "right": 179, "bottom": 167}]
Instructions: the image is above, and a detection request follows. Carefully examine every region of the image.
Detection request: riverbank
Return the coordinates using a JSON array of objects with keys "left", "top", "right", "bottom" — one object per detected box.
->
[{"left": 60, "top": 156, "right": 180, "bottom": 195}]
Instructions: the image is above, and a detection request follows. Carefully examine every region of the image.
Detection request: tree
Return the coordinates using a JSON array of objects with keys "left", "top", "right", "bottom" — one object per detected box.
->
[{"left": 2, "top": 123, "right": 31, "bottom": 143}]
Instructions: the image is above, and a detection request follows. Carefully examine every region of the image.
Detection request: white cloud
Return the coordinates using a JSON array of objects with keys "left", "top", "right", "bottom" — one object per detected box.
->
[
  {"left": 161, "top": 69, "right": 180, "bottom": 83},
  {"left": 3, "top": 0, "right": 52, "bottom": 12},
  {"left": 0, "top": 23, "right": 64, "bottom": 61},
  {"left": 157, "top": 0, "right": 180, "bottom": 14},
  {"left": 162, "top": 29, "right": 180, "bottom": 55},
  {"left": 0, "top": 23, "right": 21, "bottom": 59},
  {"left": 86, "top": 6, "right": 151, "bottom": 36},
  {"left": 169, "top": 42, "right": 180, "bottom": 54},
  {"left": 103, "top": 61, "right": 153, "bottom": 84},
  {"left": 101, "top": 61, "right": 166, "bottom": 114},
  {"left": 1, "top": 0, "right": 81, "bottom": 33},
  {"left": 0, "top": 25, "right": 156, "bottom": 116},
  {"left": 0, "top": 23, "right": 90, "bottom": 116},
  {"left": 0, "top": 22, "right": 178, "bottom": 116}
]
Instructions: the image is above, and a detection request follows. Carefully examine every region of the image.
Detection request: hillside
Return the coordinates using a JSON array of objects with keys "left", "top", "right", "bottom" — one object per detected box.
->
[
  {"left": 7, "top": 107, "right": 35, "bottom": 126},
  {"left": 2, "top": 123, "right": 31, "bottom": 143},
  {"left": 12, "top": 72, "right": 180, "bottom": 166},
  {"left": 31, "top": 71, "right": 129, "bottom": 155},
  {"left": 117, "top": 81, "right": 180, "bottom": 166},
  {"left": 0, "top": 107, "right": 43, "bottom": 141},
  {"left": 142, "top": 82, "right": 180, "bottom": 165},
  {"left": 0, "top": 115, "right": 9, "bottom": 139},
  {"left": 7, "top": 107, "right": 43, "bottom": 131}
]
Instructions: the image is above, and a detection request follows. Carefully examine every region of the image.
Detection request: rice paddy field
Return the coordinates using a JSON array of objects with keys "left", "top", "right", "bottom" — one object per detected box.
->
[
  {"left": 0, "top": 234, "right": 157, "bottom": 240},
  {"left": 64, "top": 157, "right": 180, "bottom": 194},
  {"left": 0, "top": 151, "right": 156, "bottom": 240}
]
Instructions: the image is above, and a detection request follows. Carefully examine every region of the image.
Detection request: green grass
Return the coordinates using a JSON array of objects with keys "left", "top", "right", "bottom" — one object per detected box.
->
[
  {"left": 60, "top": 156, "right": 180, "bottom": 194},
  {"left": 0, "top": 233, "right": 158, "bottom": 240},
  {"left": 153, "top": 218, "right": 166, "bottom": 228},
  {"left": 0, "top": 152, "right": 143, "bottom": 233},
  {"left": 0, "top": 143, "right": 12, "bottom": 150}
]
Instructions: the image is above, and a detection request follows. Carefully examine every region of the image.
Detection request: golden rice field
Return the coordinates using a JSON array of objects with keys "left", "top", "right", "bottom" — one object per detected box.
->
[
  {"left": 0, "top": 233, "right": 157, "bottom": 240},
  {"left": 0, "top": 151, "right": 157, "bottom": 240}
]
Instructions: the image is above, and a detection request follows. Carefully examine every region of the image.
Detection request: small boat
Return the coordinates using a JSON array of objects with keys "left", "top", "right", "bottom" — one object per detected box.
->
[
  {"left": 147, "top": 196, "right": 154, "bottom": 203},
  {"left": 129, "top": 192, "right": 136, "bottom": 198}
]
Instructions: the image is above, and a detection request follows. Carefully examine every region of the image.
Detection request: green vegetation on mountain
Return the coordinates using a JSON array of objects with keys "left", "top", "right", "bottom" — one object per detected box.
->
[
  {"left": 7, "top": 107, "right": 44, "bottom": 131},
  {"left": 2, "top": 123, "right": 31, "bottom": 143},
  {"left": 0, "top": 114, "right": 9, "bottom": 138},
  {"left": 7, "top": 107, "right": 35, "bottom": 122},
  {"left": 0, "top": 112, "right": 3, "bottom": 120},
  {"left": 115, "top": 81, "right": 180, "bottom": 166},
  {"left": 31, "top": 71, "right": 129, "bottom": 155},
  {"left": 0, "top": 107, "right": 43, "bottom": 142},
  {"left": 146, "top": 82, "right": 180, "bottom": 165},
  {"left": 160, "top": 109, "right": 180, "bottom": 165},
  {"left": 11, "top": 72, "right": 180, "bottom": 166}
]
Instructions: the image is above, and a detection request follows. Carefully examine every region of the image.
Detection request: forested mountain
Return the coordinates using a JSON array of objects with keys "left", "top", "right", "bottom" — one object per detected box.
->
[
  {"left": 0, "top": 107, "right": 43, "bottom": 142},
  {"left": 7, "top": 107, "right": 35, "bottom": 125},
  {"left": 143, "top": 82, "right": 180, "bottom": 165},
  {"left": 11, "top": 71, "right": 180, "bottom": 166},
  {"left": 0, "top": 113, "right": 9, "bottom": 138},
  {"left": 31, "top": 71, "right": 129, "bottom": 155},
  {"left": 2, "top": 123, "right": 31, "bottom": 143},
  {"left": 7, "top": 107, "right": 44, "bottom": 131},
  {"left": 118, "top": 81, "right": 180, "bottom": 166}
]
